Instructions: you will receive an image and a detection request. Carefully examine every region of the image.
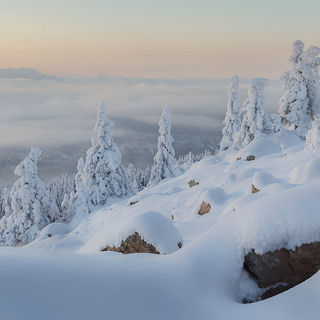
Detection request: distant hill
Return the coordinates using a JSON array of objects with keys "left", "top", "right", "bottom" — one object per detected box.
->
[{"left": 0, "top": 68, "right": 64, "bottom": 81}]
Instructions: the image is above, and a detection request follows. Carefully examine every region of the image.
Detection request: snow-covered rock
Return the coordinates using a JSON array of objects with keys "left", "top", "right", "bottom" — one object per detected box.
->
[{"left": 79, "top": 210, "right": 183, "bottom": 255}]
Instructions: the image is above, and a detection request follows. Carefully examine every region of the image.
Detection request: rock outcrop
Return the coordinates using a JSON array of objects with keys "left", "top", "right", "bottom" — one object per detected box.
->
[
  {"left": 102, "top": 232, "right": 160, "bottom": 254},
  {"left": 251, "top": 184, "right": 260, "bottom": 194},
  {"left": 246, "top": 155, "right": 255, "bottom": 161},
  {"left": 199, "top": 201, "right": 211, "bottom": 215},
  {"left": 188, "top": 180, "right": 199, "bottom": 188},
  {"left": 244, "top": 242, "right": 320, "bottom": 300}
]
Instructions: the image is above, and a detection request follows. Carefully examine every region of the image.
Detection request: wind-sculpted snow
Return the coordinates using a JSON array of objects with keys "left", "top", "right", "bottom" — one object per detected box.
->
[{"left": 4, "top": 131, "right": 320, "bottom": 319}]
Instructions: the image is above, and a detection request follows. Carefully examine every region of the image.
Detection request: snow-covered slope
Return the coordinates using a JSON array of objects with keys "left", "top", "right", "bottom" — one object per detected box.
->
[{"left": 2, "top": 131, "right": 320, "bottom": 319}]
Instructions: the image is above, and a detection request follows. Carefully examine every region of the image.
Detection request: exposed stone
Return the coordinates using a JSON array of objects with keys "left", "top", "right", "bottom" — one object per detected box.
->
[
  {"left": 246, "top": 155, "right": 255, "bottom": 161},
  {"left": 251, "top": 184, "right": 260, "bottom": 194},
  {"left": 236, "top": 157, "right": 242, "bottom": 161},
  {"left": 101, "top": 232, "right": 160, "bottom": 254},
  {"left": 188, "top": 180, "right": 199, "bottom": 188},
  {"left": 199, "top": 201, "right": 211, "bottom": 215},
  {"left": 130, "top": 201, "right": 139, "bottom": 205},
  {"left": 244, "top": 242, "right": 320, "bottom": 300},
  {"left": 16, "top": 241, "right": 26, "bottom": 247}
]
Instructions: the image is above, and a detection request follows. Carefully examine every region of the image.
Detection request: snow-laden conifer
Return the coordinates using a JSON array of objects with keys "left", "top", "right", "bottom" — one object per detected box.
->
[
  {"left": 306, "top": 117, "right": 320, "bottom": 150},
  {"left": 136, "top": 168, "right": 145, "bottom": 191},
  {"left": 0, "top": 187, "right": 12, "bottom": 224},
  {"left": 68, "top": 158, "right": 90, "bottom": 219},
  {"left": 0, "top": 148, "right": 58, "bottom": 246},
  {"left": 61, "top": 194, "right": 70, "bottom": 220},
  {"left": 79, "top": 103, "right": 133, "bottom": 210},
  {"left": 126, "top": 163, "right": 136, "bottom": 183},
  {"left": 149, "top": 106, "right": 176, "bottom": 184},
  {"left": 143, "top": 166, "right": 151, "bottom": 187},
  {"left": 279, "top": 40, "right": 320, "bottom": 138},
  {"left": 127, "top": 163, "right": 142, "bottom": 193},
  {"left": 220, "top": 75, "right": 241, "bottom": 151},
  {"left": 233, "top": 78, "right": 272, "bottom": 148},
  {"left": 270, "top": 114, "right": 283, "bottom": 133}
]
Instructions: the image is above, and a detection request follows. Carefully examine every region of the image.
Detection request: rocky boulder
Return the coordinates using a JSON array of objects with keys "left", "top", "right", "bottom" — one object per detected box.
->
[
  {"left": 199, "top": 201, "right": 211, "bottom": 215},
  {"left": 244, "top": 242, "right": 320, "bottom": 300},
  {"left": 251, "top": 184, "right": 260, "bottom": 194},
  {"left": 188, "top": 180, "right": 199, "bottom": 188},
  {"left": 246, "top": 155, "right": 255, "bottom": 161},
  {"left": 102, "top": 232, "right": 160, "bottom": 254}
]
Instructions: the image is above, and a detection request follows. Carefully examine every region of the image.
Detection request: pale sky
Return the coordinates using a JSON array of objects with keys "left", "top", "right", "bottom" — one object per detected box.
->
[{"left": 1, "top": 0, "right": 320, "bottom": 79}]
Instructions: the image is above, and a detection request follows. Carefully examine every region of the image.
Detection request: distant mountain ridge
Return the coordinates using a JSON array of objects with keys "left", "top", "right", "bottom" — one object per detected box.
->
[{"left": 0, "top": 68, "right": 64, "bottom": 81}]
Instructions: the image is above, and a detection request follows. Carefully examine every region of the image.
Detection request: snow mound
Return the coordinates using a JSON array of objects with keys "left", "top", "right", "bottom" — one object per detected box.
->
[
  {"left": 187, "top": 187, "right": 227, "bottom": 219},
  {"left": 289, "top": 154, "right": 320, "bottom": 184},
  {"left": 229, "top": 131, "right": 302, "bottom": 162},
  {"left": 252, "top": 171, "right": 278, "bottom": 191},
  {"left": 233, "top": 182, "right": 320, "bottom": 254},
  {"left": 78, "top": 210, "right": 183, "bottom": 254},
  {"left": 38, "top": 223, "right": 72, "bottom": 239}
]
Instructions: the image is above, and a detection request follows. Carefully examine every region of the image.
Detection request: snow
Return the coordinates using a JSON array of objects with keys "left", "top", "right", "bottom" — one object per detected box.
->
[
  {"left": 3, "top": 130, "right": 320, "bottom": 319},
  {"left": 38, "top": 223, "right": 72, "bottom": 239}
]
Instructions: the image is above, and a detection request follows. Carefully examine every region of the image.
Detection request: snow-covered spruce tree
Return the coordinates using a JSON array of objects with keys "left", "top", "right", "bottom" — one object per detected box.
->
[
  {"left": 133, "top": 168, "right": 143, "bottom": 192},
  {"left": 80, "top": 103, "right": 133, "bottom": 210},
  {"left": 47, "top": 174, "right": 75, "bottom": 216},
  {"left": 220, "top": 75, "right": 241, "bottom": 151},
  {"left": 306, "top": 117, "right": 320, "bottom": 150},
  {"left": 67, "top": 157, "right": 89, "bottom": 220},
  {"left": 143, "top": 166, "right": 151, "bottom": 187},
  {"left": 126, "top": 163, "right": 140, "bottom": 193},
  {"left": 270, "top": 114, "right": 283, "bottom": 133},
  {"left": 0, "top": 148, "right": 58, "bottom": 246},
  {"left": 126, "top": 163, "right": 136, "bottom": 182},
  {"left": 62, "top": 174, "right": 75, "bottom": 197},
  {"left": 61, "top": 194, "right": 70, "bottom": 218},
  {"left": 233, "top": 78, "right": 272, "bottom": 148},
  {"left": 149, "top": 106, "right": 176, "bottom": 185},
  {"left": 279, "top": 40, "right": 320, "bottom": 138},
  {"left": 0, "top": 187, "right": 12, "bottom": 223}
]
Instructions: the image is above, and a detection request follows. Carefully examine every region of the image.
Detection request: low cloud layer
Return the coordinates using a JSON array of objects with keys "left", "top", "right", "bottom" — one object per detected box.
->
[{"left": 0, "top": 72, "right": 283, "bottom": 149}]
